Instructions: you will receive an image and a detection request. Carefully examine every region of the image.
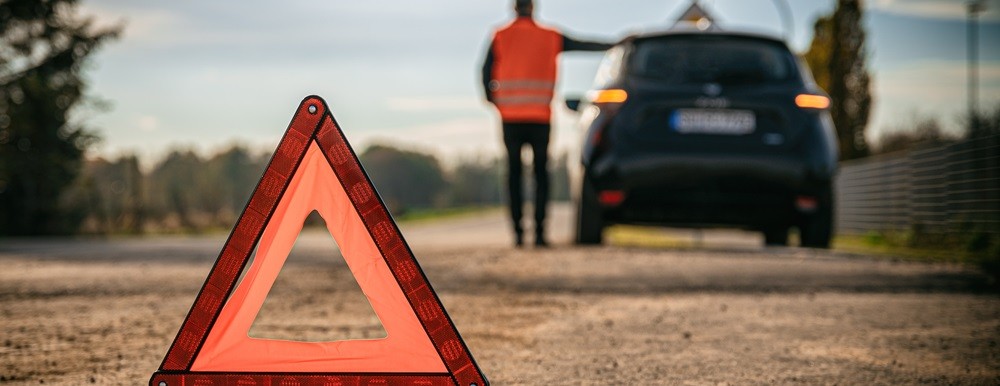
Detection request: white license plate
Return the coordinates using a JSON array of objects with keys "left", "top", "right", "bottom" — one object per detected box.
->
[{"left": 671, "top": 109, "right": 756, "bottom": 135}]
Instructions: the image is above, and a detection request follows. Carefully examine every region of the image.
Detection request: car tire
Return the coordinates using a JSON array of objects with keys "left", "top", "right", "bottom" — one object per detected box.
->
[
  {"left": 799, "top": 187, "right": 833, "bottom": 249},
  {"left": 575, "top": 175, "right": 604, "bottom": 245},
  {"left": 763, "top": 226, "right": 789, "bottom": 246}
]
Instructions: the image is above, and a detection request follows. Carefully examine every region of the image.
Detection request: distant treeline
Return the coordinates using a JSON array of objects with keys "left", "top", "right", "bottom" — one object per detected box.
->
[
  {"left": 59, "top": 103, "right": 999, "bottom": 235},
  {"left": 873, "top": 104, "right": 1000, "bottom": 154},
  {"left": 63, "top": 144, "right": 570, "bottom": 234}
]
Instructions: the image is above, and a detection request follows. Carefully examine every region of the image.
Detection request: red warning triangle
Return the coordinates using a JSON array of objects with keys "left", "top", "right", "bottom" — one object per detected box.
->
[{"left": 150, "top": 96, "right": 488, "bottom": 386}]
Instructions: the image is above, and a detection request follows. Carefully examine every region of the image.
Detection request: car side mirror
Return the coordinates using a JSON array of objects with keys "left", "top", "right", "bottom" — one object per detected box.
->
[{"left": 565, "top": 98, "right": 582, "bottom": 112}]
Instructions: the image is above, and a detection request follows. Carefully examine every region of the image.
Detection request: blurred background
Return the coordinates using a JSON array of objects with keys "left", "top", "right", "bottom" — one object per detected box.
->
[
  {"left": 5, "top": 3, "right": 1000, "bottom": 384},
  {"left": 1, "top": 0, "right": 998, "bottom": 238}
]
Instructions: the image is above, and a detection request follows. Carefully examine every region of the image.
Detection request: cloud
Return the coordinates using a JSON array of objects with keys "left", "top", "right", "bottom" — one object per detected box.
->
[
  {"left": 137, "top": 115, "right": 159, "bottom": 132},
  {"left": 870, "top": 0, "right": 1000, "bottom": 21},
  {"left": 869, "top": 60, "right": 1000, "bottom": 138},
  {"left": 876, "top": 60, "right": 1000, "bottom": 102},
  {"left": 350, "top": 117, "right": 500, "bottom": 165},
  {"left": 79, "top": 0, "right": 497, "bottom": 55},
  {"left": 385, "top": 97, "right": 483, "bottom": 112},
  {"left": 78, "top": 3, "right": 179, "bottom": 43}
]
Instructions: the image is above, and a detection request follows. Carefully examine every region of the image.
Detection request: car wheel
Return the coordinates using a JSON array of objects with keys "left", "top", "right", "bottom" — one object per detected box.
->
[
  {"left": 799, "top": 187, "right": 833, "bottom": 249},
  {"left": 575, "top": 175, "right": 604, "bottom": 245},
  {"left": 763, "top": 226, "right": 789, "bottom": 246}
]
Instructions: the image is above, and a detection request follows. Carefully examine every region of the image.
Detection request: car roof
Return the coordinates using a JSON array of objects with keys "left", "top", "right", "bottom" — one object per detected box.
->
[{"left": 626, "top": 27, "right": 791, "bottom": 48}]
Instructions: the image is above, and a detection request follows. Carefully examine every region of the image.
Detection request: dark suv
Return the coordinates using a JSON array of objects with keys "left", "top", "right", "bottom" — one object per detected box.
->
[{"left": 568, "top": 30, "right": 838, "bottom": 248}]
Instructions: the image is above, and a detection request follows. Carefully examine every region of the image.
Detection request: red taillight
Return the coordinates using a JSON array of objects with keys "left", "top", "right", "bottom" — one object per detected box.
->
[
  {"left": 796, "top": 195, "right": 818, "bottom": 212},
  {"left": 795, "top": 94, "right": 830, "bottom": 109},
  {"left": 598, "top": 190, "right": 626, "bottom": 207}
]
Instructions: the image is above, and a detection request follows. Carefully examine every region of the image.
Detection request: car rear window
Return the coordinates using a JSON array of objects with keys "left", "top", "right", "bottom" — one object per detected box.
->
[{"left": 630, "top": 36, "right": 798, "bottom": 85}]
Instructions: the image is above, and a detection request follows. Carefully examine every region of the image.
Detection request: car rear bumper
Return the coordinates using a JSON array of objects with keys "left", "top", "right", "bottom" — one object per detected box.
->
[
  {"left": 590, "top": 153, "right": 826, "bottom": 228},
  {"left": 599, "top": 153, "right": 810, "bottom": 190}
]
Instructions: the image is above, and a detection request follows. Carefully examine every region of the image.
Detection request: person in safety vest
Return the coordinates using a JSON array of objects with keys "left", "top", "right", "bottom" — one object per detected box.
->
[{"left": 481, "top": 0, "right": 613, "bottom": 247}]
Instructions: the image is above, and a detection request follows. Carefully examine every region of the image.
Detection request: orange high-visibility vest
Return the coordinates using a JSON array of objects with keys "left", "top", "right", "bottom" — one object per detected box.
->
[{"left": 491, "top": 18, "right": 563, "bottom": 124}]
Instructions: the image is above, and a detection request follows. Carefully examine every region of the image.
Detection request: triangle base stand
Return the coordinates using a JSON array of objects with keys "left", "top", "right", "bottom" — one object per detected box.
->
[{"left": 152, "top": 372, "right": 455, "bottom": 385}]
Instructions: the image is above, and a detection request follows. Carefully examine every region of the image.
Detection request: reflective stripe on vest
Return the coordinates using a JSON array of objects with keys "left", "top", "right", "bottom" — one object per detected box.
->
[
  {"left": 493, "top": 94, "right": 554, "bottom": 106},
  {"left": 491, "top": 18, "right": 562, "bottom": 123},
  {"left": 489, "top": 80, "right": 557, "bottom": 91}
]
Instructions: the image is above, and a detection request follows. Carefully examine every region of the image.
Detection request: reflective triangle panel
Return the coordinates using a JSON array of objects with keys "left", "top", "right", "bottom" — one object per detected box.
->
[{"left": 151, "top": 96, "right": 487, "bottom": 386}]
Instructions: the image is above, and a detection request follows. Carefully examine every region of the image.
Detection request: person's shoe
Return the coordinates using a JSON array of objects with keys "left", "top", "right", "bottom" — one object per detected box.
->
[
  {"left": 514, "top": 232, "right": 524, "bottom": 248},
  {"left": 533, "top": 224, "right": 548, "bottom": 247}
]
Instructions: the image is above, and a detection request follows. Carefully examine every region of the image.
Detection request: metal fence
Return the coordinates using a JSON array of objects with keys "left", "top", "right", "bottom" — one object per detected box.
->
[{"left": 835, "top": 135, "right": 1000, "bottom": 236}]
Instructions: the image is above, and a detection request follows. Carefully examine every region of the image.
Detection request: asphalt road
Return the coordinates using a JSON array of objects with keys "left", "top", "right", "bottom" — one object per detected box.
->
[{"left": 1, "top": 205, "right": 997, "bottom": 385}]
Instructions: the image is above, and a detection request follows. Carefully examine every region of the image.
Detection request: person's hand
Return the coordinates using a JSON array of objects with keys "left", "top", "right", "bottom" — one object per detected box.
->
[{"left": 616, "top": 35, "right": 635, "bottom": 46}]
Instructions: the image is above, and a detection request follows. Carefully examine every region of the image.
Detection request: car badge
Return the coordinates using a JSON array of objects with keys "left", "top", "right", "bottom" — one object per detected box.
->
[{"left": 703, "top": 83, "right": 722, "bottom": 96}]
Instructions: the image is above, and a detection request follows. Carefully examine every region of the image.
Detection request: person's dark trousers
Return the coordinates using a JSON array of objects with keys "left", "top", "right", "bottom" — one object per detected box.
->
[{"left": 502, "top": 122, "right": 550, "bottom": 246}]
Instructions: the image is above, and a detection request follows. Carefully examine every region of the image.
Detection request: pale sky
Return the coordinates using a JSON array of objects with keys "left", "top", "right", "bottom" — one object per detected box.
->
[{"left": 79, "top": 0, "right": 1000, "bottom": 166}]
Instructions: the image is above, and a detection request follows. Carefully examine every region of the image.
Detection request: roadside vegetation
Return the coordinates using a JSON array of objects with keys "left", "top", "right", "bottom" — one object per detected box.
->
[
  {"left": 834, "top": 231, "right": 999, "bottom": 264},
  {"left": 606, "top": 225, "right": 998, "bottom": 275},
  {"left": 0, "top": 0, "right": 121, "bottom": 235},
  {"left": 54, "top": 144, "right": 569, "bottom": 235}
]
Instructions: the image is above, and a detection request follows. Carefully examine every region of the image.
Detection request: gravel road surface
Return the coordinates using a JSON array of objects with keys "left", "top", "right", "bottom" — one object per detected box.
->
[{"left": 1, "top": 205, "right": 997, "bottom": 385}]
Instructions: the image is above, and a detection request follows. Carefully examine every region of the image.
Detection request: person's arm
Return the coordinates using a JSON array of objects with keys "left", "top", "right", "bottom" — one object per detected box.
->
[
  {"left": 562, "top": 35, "right": 614, "bottom": 52},
  {"left": 481, "top": 41, "right": 496, "bottom": 104}
]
